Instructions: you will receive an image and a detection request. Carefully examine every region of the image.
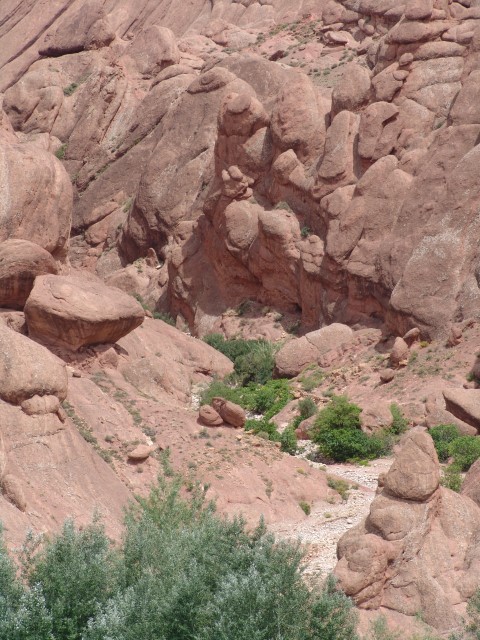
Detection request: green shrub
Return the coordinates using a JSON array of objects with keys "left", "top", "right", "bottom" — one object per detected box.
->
[
  {"left": 299, "top": 366, "right": 325, "bottom": 392},
  {"left": 299, "top": 501, "right": 311, "bottom": 516},
  {"left": 389, "top": 404, "right": 409, "bottom": 435},
  {"left": 429, "top": 424, "right": 461, "bottom": 462},
  {"left": 200, "top": 379, "right": 291, "bottom": 421},
  {"left": 235, "top": 341, "right": 276, "bottom": 385},
  {"left": 0, "top": 477, "right": 360, "bottom": 640},
  {"left": 54, "top": 143, "right": 67, "bottom": 160},
  {"left": 203, "top": 335, "right": 277, "bottom": 385},
  {"left": 440, "top": 464, "right": 463, "bottom": 492},
  {"left": 152, "top": 311, "right": 175, "bottom": 325},
  {"left": 25, "top": 520, "right": 119, "bottom": 640},
  {"left": 245, "top": 417, "right": 281, "bottom": 443},
  {"left": 281, "top": 426, "right": 298, "bottom": 455},
  {"left": 299, "top": 397, "right": 317, "bottom": 420},
  {"left": 315, "top": 427, "right": 382, "bottom": 462},
  {"left": 448, "top": 435, "right": 480, "bottom": 471},
  {"left": 327, "top": 476, "right": 350, "bottom": 501},
  {"left": 314, "top": 396, "right": 362, "bottom": 432},
  {"left": 311, "top": 396, "right": 405, "bottom": 462},
  {"left": 63, "top": 82, "right": 79, "bottom": 96}
]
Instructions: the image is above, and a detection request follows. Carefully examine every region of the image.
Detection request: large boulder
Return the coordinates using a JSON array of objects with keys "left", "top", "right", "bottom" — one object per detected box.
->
[
  {"left": 0, "top": 323, "right": 67, "bottom": 406},
  {"left": 0, "top": 239, "right": 58, "bottom": 309},
  {"left": 0, "top": 143, "right": 72, "bottom": 257},
  {"left": 383, "top": 430, "right": 440, "bottom": 501},
  {"left": 335, "top": 431, "right": 480, "bottom": 633},
  {"left": 24, "top": 274, "right": 145, "bottom": 350},
  {"left": 275, "top": 324, "right": 354, "bottom": 377},
  {"left": 211, "top": 397, "right": 246, "bottom": 428},
  {"left": 442, "top": 388, "right": 480, "bottom": 432}
]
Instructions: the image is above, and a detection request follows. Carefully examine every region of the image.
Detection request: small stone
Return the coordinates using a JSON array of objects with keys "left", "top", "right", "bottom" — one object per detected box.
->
[
  {"left": 380, "top": 368, "right": 395, "bottom": 383},
  {"left": 399, "top": 52, "right": 414, "bottom": 66},
  {"left": 128, "top": 444, "right": 156, "bottom": 461}
]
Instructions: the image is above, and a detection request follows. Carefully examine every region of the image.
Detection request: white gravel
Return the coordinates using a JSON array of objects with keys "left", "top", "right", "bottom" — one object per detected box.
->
[{"left": 271, "top": 451, "right": 393, "bottom": 580}]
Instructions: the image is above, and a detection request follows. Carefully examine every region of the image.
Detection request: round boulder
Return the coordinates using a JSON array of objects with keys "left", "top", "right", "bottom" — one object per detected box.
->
[
  {"left": 0, "top": 239, "right": 58, "bottom": 309},
  {"left": 24, "top": 274, "right": 145, "bottom": 351},
  {"left": 199, "top": 405, "right": 223, "bottom": 426},
  {"left": 0, "top": 323, "right": 67, "bottom": 405},
  {"left": 384, "top": 431, "right": 440, "bottom": 501},
  {"left": 211, "top": 397, "right": 246, "bottom": 428},
  {"left": 127, "top": 444, "right": 156, "bottom": 461}
]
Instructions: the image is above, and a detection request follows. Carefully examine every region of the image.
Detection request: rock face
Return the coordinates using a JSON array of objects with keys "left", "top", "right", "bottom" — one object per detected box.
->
[
  {"left": 24, "top": 275, "right": 145, "bottom": 350},
  {"left": 335, "top": 431, "right": 480, "bottom": 632},
  {"left": 0, "top": 239, "right": 59, "bottom": 309},
  {"left": 2, "top": 0, "right": 480, "bottom": 339}
]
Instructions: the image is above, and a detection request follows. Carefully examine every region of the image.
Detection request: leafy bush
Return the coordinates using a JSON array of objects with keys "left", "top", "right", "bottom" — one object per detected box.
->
[
  {"left": 440, "top": 464, "right": 463, "bottom": 492},
  {"left": 448, "top": 435, "right": 480, "bottom": 471},
  {"left": 429, "top": 424, "right": 461, "bottom": 462},
  {"left": 201, "top": 379, "right": 291, "bottom": 421},
  {"left": 389, "top": 404, "right": 409, "bottom": 435},
  {"left": 327, "top": 476, "right": 350, "bottom": 501},
  {"left": 235, "top": 341, "right": 276, "bottom": 385},
  {"left": 54, "top": 143, "right": 67, "bottom": 160},
  {"left": 299, "top": 501, "right": 311, "bottom": 516},
  {"left": 246, "top": 417, "right": 281, "bottom": 442},
  {"left": 299, "top": 397, "right": 317, "bottom": 420},
  {"left": 24, "top": 520, "right": 119, "bottom": 640},
  {"left": 311, "top": 396, "right": 406, "bottom": 463},
  {"left": 315, "top": 427, "right": 385, "bottom": 463},
  {"left": 0, "top": 477, "right": 360, "bottom": 640},
  {"left": 314, "top": 396, "right": 362, "bottom": 432},
  {"left": 203, "top": 335, "right": 277, "bottom": 385},
  {"left": 280, "top": 425, "right": 298, "bottom": 455}
]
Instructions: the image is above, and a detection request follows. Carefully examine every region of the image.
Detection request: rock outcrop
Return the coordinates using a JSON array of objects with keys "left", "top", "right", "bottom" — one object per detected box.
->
[
  {"left": 335, "top": 431, "right": 480, "bottom": 632},
  {"left": 24, "top": 274, "right": 145, "bottom": 350}
]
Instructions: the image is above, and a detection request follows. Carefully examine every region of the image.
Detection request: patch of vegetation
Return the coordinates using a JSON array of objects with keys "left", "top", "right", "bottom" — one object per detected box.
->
[
  {"left": 122, "top": 196, "right": 133, "bottom": 213},
  {"left": 301, "top": 226, "right": 311, "bottom": 238},
  {"left": 55, "top": 143, "right": 68, "bottom": 160},
  {"left": 299, "top": 397, "right": 318, "bottom": 420},
  {"left": 441, "top": 464, "right": 463, "bottom": 492},
  {"left": 274, "top": 201, "right": 293, "bottom": 212},
  {"left": 429, "top": 424, "right": 461, "bottom": 462},
  {"left": 389, "top": 403, "right": 409, "bottom": 435},
  {"left": 280, "top": 425, "right": 298, "bottom": 455},
  {"left": 61, "top": 401, "right": 114, "bottom": 465},
  {"left": 299, "top": 365, "right": 325, "bottom": 392},
  {"left": 430, "top": 424, "right": 480, "bottom": 472},
  {"left": 235, "top": 299, "right": 253, "bottom": 316},
  {"left": 203, "top": 334, "right": 278, "bottom": 385},
  {"left": 0, "top": 475, "right": 360, "bottom": 640},
  {"left": 311, "top": 396, "right": 398, "bottom": 463},
  {"left": 299, "top": 501, "right": 311, "bottom": 516},
  {"left": 314, "top": 396, "right": 362, "bottom": 432},
  {"left": 63, "top": 82, "right": 79, "bottom": 96},
  {"left": 449, "top": 436, "right": 480, "bottom": 471},
  {"left": 152, "top": 311, "right": 175, "bottom": 325},
  {"left": 327, "top": 476, "right": 350, "bottom": 501},
  {"left": 201, "top": 378, "right": 291, "bottom": 421}
]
